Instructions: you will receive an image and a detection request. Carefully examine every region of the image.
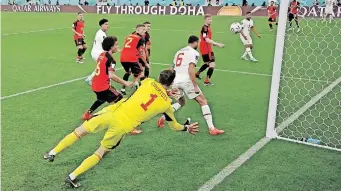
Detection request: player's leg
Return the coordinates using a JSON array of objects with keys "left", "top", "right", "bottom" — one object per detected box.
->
[
  {"left": 248, "top": 44, "right": 257, "bottom": 62},
  {"left": 180, "top": 82, "right": 223, "bottom": 135},
  {"left": 81, "top": 42, "right": 87, "bottom": 57},
  {"left": 85, "top": 54, "right": 99, "bottom": 85},
  {"left": 295, "top": 15, "right": 300, "bottom": 32},
  {"left": 121, "top": 62, "right": 131, "bottom": 95},
  {"left": 66, "top": 127, "right": 125, "bottom": 188},
  {"left": 204, "top": 53, "right": 215, "bottom": 86},
  {"left": 268, "top": 18, "right": 273, "bottom": 31},
  {"left": 288, "top": 13, "right": 294, "bottom": 31},
  {"left": 196, "top": 54, "right": 210, "bottom": 79},
  {"left": 144, "top": 62, "right": 150, "bottom": 79},
  {"left": 194, "top": 93, "right": 223, "bottom": 135},
  {"left": 132, "top": 62, "right": 143, "bottom": 88},
  {"left": 44, "top": 124, "right": 88, "bottom": 162},
  {"left": 82, "top": 91, "right": 108, "bottom": 120},
  {"left": 76, "top": 40, "right": 84, "bottom": 63},
  {"left": 139, "top": 59, "right": 147, "bottom": 81}
]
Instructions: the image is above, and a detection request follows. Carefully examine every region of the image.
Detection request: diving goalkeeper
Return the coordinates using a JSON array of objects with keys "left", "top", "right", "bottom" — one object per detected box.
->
[{"left": 43, "top": 69, "right": 199, "bottom": 188}]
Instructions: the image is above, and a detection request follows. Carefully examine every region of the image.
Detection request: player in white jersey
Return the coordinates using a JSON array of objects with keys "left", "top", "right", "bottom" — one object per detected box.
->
[
  {"left": 157, "top": 35, "right": 224, "bottom": 135},
  {"left": 85, "top": 19, "right": 109, "bottom": 85},
  {"left": 323, "top": 0, "right": 336, "bottom": 23},
  {"left": 240, "top": 12, "right": 261, "bottom": 62}
]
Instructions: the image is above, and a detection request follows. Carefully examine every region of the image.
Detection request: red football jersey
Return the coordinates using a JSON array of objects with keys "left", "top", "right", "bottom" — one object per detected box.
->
[
  {"left": 268, "top": 6, "right": 277, "bottom": 18},
  {"left": 120, "top": 34, "right": 144, "bottom": 63},
  {"left": 72, "top": 20, "right": 85, "bottom": 40},
  {"left": 290, "top": 1, "right": 299, "bottom": 14},
  {"left": 200, "top": 25, "right": 213, "bottom": 55},
  {"left": 92, "top": 52, "right": 115, "bottom": 92}
]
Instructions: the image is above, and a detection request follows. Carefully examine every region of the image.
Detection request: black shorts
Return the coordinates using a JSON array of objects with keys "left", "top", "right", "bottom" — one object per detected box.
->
[
  {"left": 268, "top": 17, "right": 276, "bottom": 22},
  {"left": 121, "top": 62, "right": 142, "bottom": 75},
  {"left": 74, "top": 38, "right": 86, "bottom": 46},
  {"left": 94, "top": 88, "right": 123, "bottom": 103},
  {"left": 288, "top": 13, "right": 298, "bottom": 21},
  {"left": 202, "top": 52, "right": 215, "bottom": 63},
  {"left": 138, "top": 58, "right": 146, "bottom": 67}
]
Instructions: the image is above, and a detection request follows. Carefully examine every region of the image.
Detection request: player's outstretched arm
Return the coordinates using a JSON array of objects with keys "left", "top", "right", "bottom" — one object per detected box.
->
[
  {"left": 205, "top": 38, "right": 225, "bottom": 48},
  {"left": 251, "top": 26, "right": 261, "bottom": 38},
  {"left": 109, "top": 71, "right": 134, "bottom": 88},
  {"left": 163, "top": 106, "right": 199, "bottom": 134}
]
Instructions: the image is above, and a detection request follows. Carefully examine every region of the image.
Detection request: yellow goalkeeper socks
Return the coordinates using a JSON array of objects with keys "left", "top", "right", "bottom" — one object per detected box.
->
[
  {"left": 69, "top": 153, "right": 101, "bottom": 180},
  {"left": 49, "top": 131, "right": 80, "bottom": 155}
]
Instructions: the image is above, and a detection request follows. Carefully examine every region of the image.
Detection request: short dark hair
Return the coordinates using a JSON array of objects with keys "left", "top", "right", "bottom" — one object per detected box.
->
[
  {"left": 77, "top": 12, "right": 83, "bottom": 15},
  {"left": 102, "top": 36, "right": 117, "bottom": 51},
  {"left": 159, "top": 69, "right": 176, "bottom": 87},
  {"left": 188, "top": 35, "right": 199, "bottom": 44},
  {"left": 99, "top": 18, "right": 108, "bottom": 26},
  {"left": 246, "top": 11, "right": 251, "bottom": 14},
  {"left": 143, "top": 21, "right": 151, "bottom": 25},
  {"left": 136, "top": 24, "right": 145, "bottom": 28}
]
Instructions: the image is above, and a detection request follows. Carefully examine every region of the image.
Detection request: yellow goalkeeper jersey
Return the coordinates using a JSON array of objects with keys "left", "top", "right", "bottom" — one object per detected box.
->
[{"left": 104, "top": 78, "right": 184, "bottom": 132}]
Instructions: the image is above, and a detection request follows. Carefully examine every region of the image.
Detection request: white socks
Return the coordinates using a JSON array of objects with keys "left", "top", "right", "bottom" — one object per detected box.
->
[
  {"left": 48, "top": 150, "right": 56, "bottom": 156},
  {"left": 201, "top": 105, "right": 214, "bottom": 129},
  {"left": 246, "top": 47, "right": 254, "bottom": 58},
  {"left": 86, "top": 70, "right": 96, "bottom": 81},
  {"left": 172, "top": 103, "right": 181, "bottom": 111},
  {"left": 69, "top": 173, "right": 76, "bottom": 181},
  {"left": 162, "top": 103, "right": 182, "bottom": 119}
]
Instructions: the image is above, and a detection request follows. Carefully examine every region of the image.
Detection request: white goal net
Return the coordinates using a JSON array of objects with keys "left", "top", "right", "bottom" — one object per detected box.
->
[{"left": 267, "top": 3, "right": 341, "bottom": 151}]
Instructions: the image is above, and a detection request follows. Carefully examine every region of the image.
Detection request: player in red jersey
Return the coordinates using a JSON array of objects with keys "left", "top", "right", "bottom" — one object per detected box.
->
[
  {"left": 267, "top": 1, "right": 278, "bottom": 31},
  {"left": 82, "top": 36, "right": 134, "bottom": 120},
  {"left": 72, "top": 12, "right": 87, "bottom": 63},
  {"left": 288, "top": 0, "right": 300, "bottom": 32},
  {"left": 120, "top": 24, "right": 145, "bottom": 95},
  {"left": 143, "top": 21, "right": 152, "bottom": 79},
  {"left": 195, "top": 14, "right": 225, "bottom": 86}
]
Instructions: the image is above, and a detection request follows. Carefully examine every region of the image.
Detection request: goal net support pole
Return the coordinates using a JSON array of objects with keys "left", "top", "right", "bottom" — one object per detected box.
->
[{"left": 266, "top": 0, "right": 290, "bottom": 138}]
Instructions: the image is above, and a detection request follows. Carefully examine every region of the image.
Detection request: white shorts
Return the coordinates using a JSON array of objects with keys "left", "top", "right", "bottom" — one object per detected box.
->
[
  {"left": 91, "top": 52, "right": 100, "bottom": 61},
  {"left": 325, "top": 7, "right": 335, "bottom": 15},
  {"left": 172, "top": 81, "right": 201, "bottom": 100},
  {"left": 240, "top": 35, "right": 253, "bottom": 45}
]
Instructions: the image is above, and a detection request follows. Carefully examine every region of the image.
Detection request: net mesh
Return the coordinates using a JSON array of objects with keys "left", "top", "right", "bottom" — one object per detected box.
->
[{"left": 275, "top": 14, "right": 341, "bottom": 150}]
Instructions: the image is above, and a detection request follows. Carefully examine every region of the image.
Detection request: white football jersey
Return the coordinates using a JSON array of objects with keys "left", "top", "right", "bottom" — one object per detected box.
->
[
  {"left": 173, "top": 46, "right": 200, "bottom": 82},
  {"left": 91, "top": 29, "right": 107, "bottom": 57},
  {"left": 325, "top": 0, "right": 335, "bottom": 8},
  {"left": 240, "top": 19, "right": 254, "bottom": 37}
]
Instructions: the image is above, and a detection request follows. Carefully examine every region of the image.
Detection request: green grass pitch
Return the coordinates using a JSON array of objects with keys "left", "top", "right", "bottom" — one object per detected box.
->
[{"left": 1, "top": 13, "right": 341, "bottom": 191}]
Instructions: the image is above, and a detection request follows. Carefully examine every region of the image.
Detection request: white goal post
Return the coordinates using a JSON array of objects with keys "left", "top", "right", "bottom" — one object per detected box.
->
[{"left": 266, "top": 0, "right": 341, "bottom": 151}]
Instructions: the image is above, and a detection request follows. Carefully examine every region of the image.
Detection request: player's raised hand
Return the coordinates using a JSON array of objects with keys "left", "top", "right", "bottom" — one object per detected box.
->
[
  {"left": 186, "top": 122, "right": 199, "bottom": 135},
  {"left": 124, "top": 81, "right": 134, "bottom": 88}
]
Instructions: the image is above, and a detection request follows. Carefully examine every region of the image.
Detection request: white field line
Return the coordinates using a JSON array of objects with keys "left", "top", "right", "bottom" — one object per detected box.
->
[
  {"left": 1, "top": 62, "right": 330, "bottom": 100},
  {"left": 197, "top": 75, "right": 341, "bottom": 191},
  {"left": 1, "top": 67, "right": 119, "bottom": 100}
]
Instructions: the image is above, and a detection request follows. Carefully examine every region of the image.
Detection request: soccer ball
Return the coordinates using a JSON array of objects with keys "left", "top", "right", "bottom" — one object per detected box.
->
[{"left": 230, "top": 22, "right": 242, "bottom": 34}]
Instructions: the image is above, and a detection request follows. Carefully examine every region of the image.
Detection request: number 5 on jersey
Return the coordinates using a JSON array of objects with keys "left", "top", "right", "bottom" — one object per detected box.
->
[{"left": 175, "top": 53, "right": 184, "bottom": 67}]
